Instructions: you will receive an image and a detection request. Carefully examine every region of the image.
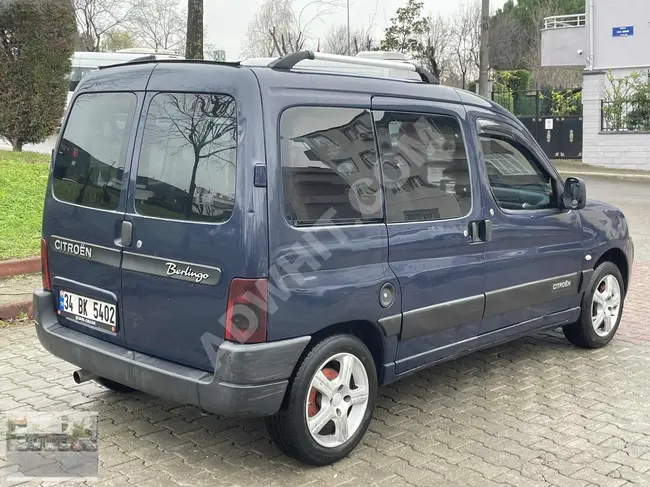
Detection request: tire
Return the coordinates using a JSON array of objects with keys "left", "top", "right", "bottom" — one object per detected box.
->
[
  {"left": 563, "top": 261, "right": 625, "bottom": 349},
  {"left": 265, "top": 334, "right": 377, "bottom": 466},
  {"left": 94, "top": 377, "right": 137, "bottom": 394}
]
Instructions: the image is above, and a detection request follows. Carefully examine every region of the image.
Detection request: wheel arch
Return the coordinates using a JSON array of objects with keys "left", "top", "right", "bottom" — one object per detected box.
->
[
  {"left": 594, "top": 247, "right": 629, "bottom": 292},
  {"left": 294, "top": 320, "right": 389, "bottom": 384}
]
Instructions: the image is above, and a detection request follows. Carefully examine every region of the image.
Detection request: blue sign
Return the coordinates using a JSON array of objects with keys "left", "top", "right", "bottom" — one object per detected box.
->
[{"left": 612, "top": 25, "right": 634, "bottom": 37}]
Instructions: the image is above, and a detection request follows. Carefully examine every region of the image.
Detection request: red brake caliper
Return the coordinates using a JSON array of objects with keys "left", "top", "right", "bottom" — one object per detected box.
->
[{"left": 308, "top": 367, "right": 339, "bottom": 417}]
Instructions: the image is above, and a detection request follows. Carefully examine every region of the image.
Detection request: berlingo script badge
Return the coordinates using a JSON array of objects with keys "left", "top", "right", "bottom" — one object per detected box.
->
[{"left": 165, "top": 262, "right": 210, "bottom": 283}]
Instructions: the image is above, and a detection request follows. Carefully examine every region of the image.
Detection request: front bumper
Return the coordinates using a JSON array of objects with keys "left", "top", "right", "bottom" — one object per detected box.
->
[{"left": 33, "top": 290, "right": 310, "bottom": 417}]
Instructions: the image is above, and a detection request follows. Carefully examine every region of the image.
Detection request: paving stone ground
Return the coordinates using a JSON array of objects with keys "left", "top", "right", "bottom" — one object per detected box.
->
[
  {"left": 1, "top": 177, "right": 650, "bottom": 487},
  {"left": 0, "top": 275, "right": 41, "bottom": 309}
]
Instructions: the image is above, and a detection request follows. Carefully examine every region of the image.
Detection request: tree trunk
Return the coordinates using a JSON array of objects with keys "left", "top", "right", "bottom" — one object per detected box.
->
[
  {"left": 186, "top": 0, "right": 204, "bottom": 59},
  {"left": 12, "top": 139, "right": 23, "bottom": 152},
  {"left": 478, "top": 0, "right": 490, "bottom": 97}
]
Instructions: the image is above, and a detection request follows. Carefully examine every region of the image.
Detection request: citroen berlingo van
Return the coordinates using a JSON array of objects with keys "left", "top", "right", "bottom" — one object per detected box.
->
[{"left": 34, "top": 51, "right": 633, "bottom": 465}]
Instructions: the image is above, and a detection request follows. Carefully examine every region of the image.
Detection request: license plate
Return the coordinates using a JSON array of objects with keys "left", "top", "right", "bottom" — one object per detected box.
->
[{"left": 58, "top": 290, "right": 117, "bottom": 333}]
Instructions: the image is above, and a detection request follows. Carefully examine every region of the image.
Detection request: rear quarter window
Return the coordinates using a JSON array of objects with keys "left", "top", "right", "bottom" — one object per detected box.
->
[
  {"left": 53, "top": 93, "right": 137, "bottom": 210},
  {"left": 280, "top": 106, "right": 383, "bottom": 226}
]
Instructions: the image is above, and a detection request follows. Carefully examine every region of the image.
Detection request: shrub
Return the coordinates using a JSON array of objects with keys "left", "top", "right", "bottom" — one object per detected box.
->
[
  {"left": 603, "top": 70, "right": 650, "bottom": 131},
  {"left": 0, "top": 0, "right": 76, "bottom": 151}
]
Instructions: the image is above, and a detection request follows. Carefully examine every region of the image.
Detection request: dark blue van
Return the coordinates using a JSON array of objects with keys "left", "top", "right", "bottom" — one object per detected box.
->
[{"left": 34, "top": 52, "right": 634, "bottom": 465}]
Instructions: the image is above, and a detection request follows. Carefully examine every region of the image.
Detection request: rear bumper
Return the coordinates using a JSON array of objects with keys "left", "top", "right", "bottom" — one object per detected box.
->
[{"left": 33, "top": 290, "right": 310, "bottom": 417}]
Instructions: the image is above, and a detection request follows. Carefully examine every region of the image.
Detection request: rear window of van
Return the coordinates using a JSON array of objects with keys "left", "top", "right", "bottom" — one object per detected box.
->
[
  {"left": 53, "top": 93, "right": 137, "bottom": 210},
  {"left": 133, "top": 93, "right": 237, "bottom": 223}
]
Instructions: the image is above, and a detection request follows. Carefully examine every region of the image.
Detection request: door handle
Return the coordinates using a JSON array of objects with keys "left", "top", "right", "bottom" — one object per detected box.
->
[
  {"left": 469, "top": 221, "right": 480, "bottom": 243},
  {"left": 479, "top": 219, "right": 493, "bottom": 242},
  {"left": 468, "top": 220, "right": 493, "bottom": 243},
  {"left": 117, "top": 221, "right": 133, "bottom": 247}
]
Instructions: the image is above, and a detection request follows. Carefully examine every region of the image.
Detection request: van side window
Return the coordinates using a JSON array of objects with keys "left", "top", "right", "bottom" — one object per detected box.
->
[
  {"left": 53, "top": 93, "right": 136, "bottom": 210},
  {"left": 373, "top": 112, "right": 471, "bottom": 222},
  {"left": 281, "top": 107, "right": 383, "bottom": 226},
  {"left": 135, "top": 93, "right": 237, "bottom": 223},
  {"left": 478, "top": 133, "right": 556, "bottom": 211}
]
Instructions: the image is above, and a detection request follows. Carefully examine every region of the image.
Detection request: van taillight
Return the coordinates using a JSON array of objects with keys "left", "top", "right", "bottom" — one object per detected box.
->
[
  {"left": 41, "top": 238, "right": 51, "bottom": 291},
  {"left": 224, "top": 278, "right": 268, "bottom": 344}
]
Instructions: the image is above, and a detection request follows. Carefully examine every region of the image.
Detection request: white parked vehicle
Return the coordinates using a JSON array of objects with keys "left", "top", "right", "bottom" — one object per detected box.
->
[{"left": 66, "top": 49, "right": 184, "bottom": 109}]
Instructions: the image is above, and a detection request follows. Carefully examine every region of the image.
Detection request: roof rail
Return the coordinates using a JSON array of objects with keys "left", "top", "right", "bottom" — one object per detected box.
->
[
  {"left": 99, "top": 55, "right": 155, "bottom": 69},
  {"left": 268, "top": 50, "right": 439, "bottom": 84},
  {"left": 99, "top": 58, "right": 241, "bottom": 70}
]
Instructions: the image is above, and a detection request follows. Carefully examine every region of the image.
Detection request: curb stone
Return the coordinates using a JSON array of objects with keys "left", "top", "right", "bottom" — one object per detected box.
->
[
  {"left": 556, "top": 169, "right": 650, "bottom": 181},
  {"left": 0, "top": 257, "right": 40, "bottom": 278},
  {"left": 0, "top": 299, "right": 32, "bottom": 321}
]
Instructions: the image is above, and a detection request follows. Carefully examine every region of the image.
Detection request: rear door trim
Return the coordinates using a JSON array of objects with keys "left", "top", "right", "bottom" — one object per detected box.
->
[
  {"left": 49, "top": 236, "right": 121, "bottom": 268},
  {"left": 122, "top": 252, "right": 222, "bottom": 286}
]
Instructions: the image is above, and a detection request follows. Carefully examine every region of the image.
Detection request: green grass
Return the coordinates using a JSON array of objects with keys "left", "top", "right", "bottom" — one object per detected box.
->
[{"left": 0, "top": 150, "right": 50, "bottom": 259}]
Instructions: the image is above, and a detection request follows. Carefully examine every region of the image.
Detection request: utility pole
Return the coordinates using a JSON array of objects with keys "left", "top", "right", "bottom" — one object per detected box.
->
[
  {"left": 346, "top": 0, "right": 351, "bottom": 55},
  {"left": 478, "top": 0, "right": 490, "bottom": 97},
  {"left": 186, "top": 0, "right": 204, "bottom": 60}
]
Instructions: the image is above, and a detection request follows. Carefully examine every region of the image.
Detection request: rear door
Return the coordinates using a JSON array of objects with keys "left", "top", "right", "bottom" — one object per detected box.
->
[
  {"left": 120, "top": 64, "right": 267, "bottom": 372},
  {"left": 44, "top": 67, "right": 150, "bottom": 346}
]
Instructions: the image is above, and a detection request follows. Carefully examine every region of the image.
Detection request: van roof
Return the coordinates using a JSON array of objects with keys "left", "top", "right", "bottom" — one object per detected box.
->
[{"left": 80, "top": 58, "right": 510, "bottom": 116}]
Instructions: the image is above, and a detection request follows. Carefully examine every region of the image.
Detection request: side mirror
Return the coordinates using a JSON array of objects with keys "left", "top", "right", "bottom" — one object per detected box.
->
[{"left": 562, "top": 177, "right": 586, "bottom": 210}]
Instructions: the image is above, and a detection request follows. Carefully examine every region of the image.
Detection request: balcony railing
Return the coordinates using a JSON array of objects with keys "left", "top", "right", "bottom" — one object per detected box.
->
[{"left": 543, "top": 14, "right": 586, "bottom": 30}]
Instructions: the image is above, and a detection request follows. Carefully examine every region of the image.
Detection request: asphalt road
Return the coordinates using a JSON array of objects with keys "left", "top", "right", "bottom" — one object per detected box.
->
[
  {"left": 583, "top": 177, "right": 650, "bottom": 262},
  {"left": 0, "top": 137, "right": 57, "bottom": 154}
]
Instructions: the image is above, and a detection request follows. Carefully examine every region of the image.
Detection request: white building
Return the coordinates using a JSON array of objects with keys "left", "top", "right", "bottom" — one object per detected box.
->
[{"left": 541, "top": 0, "right": 650, "bottom": 169}]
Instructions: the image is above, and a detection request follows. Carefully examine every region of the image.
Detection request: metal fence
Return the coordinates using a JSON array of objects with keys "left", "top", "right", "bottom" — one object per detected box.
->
[
  {"left": 491, "top": 87, "right": 583, "bottom": 119},
  {"left": 601, "top": 99, "right": 650, "bottom": 132},
  {"left": 491, "top": 87, "right": 584, "bottom": 160}
]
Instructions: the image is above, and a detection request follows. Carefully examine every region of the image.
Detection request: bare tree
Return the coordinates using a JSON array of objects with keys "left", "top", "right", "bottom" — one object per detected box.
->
[
  {"left": 489, "top": 8, "right": 527, "bottom": 70},
  {"left": 322, "top": 24, "right": 376, "bottom": 55},
  {"left": 421, "top": 13, "right": 451, "bottom": 80},
  {"left": 128, "top": 0, "right": 186, "bottom": 52},
  {"left": 448, "top": 1, "right": 480, "bottom": 89},
  {"left": 73, "top": 0, "right": 136, "bottom": 51},
  {"left": 242, "top": 0, "right": 344, "bottom": 58}
]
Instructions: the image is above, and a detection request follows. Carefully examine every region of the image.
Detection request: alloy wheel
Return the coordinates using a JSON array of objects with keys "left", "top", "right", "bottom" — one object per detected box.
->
[
  {"left": 591, "top": 274, "right": 621, "bottom": 337},
  {"left": 305, "top": 352, "right": 369, "bottom": 448}
]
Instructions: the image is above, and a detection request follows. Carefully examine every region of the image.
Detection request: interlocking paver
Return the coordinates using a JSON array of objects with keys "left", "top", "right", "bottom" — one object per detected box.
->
[{"left": 2, "top": 177, "right": 650, "bottom": 486}]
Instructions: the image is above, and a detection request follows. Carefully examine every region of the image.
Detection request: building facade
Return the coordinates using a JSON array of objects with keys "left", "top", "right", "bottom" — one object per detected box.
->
[{"left": 541, "top": 0, "right": 650, "bottom": 169}]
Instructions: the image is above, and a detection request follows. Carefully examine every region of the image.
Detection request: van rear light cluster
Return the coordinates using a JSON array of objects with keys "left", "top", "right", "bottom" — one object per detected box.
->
[
  {"left": 41, "top": 238, "right": 52, "bottom": 291},
  {"left": 224, "top": 278, "right": 268, "bottom": 344}
]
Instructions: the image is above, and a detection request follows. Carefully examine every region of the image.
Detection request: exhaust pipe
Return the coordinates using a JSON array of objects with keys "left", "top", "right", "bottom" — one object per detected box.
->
[{"left": 73, "top": 369, "right": 97, "bottom": 384}]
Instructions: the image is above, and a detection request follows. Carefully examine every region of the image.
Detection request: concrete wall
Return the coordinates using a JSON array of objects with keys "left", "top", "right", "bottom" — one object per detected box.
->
[
  {"left": 542, "top": 0, "right": 650, "bottom": 71},
  {"left": 591, "top": 0, "right": 650, "bottom": 71},
  {"left": 541, "top": 26, "right": 586, "bottom": 68},
  {"left": 582, "top": 71, "right": 650, "bottom": 170}
]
